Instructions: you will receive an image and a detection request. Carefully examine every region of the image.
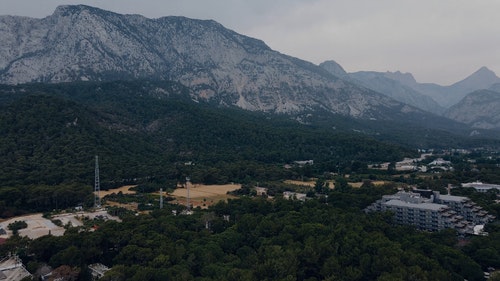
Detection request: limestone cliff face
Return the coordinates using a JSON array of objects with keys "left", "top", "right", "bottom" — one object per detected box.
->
[
  {"left": 0, "top": 5, "right": 418, "bottom": 119},
  {"left": 444, "top": 90, "right": 500, "bottom": 129}
]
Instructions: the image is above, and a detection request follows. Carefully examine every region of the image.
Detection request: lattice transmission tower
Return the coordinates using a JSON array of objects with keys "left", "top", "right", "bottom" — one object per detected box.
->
[{"left": 94, "top": 155, "right": 101, "bottom": 208}]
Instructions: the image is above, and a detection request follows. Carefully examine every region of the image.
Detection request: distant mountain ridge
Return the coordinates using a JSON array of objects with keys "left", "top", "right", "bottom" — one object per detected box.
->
[
  {"left": 320, "top": 60, "right": 500, "bottom": 130},
  {"left": 318, "top": 61, "right": 442, "bottom": 114},
  {"left": 346, "top": 71, "right": 444, "bottom": 114},
  {"left": 320, "top": 60, "right": 500, "bottom": 117},
  {"left": 415, "top": 67, "right": 500, "bottom": 108}
]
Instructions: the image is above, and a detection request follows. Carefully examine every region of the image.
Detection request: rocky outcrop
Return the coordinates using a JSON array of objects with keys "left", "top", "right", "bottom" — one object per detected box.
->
[{"left": 444, "top": 90, "right": 500, "bottom": 129}]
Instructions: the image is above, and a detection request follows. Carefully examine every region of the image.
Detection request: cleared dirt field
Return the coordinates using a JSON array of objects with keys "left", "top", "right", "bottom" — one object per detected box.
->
[
  {"left": 349, "top": 180, "right": 388, "bottom": 188},
  {"left": 285, "top": 179, "right": 335, "bottom": 189},
  {"left": 0, "top": 214, "right": 64, "bottom": 239},
  {"left": 106, "top": 201, "right": 139, "bottom": 211},
  {"left": 0, "top": 211, "right": 120, "bottom": 240},
  {"left": 284, "top": 180, "right": 316, "bottom": 187},
  {"left": 170, "top": 183, "right": 241, "bottom": 208}
]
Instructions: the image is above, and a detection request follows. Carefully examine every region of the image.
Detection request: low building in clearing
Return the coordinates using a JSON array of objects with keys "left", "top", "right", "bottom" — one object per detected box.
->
[
  {"left": 89, "top": 263, "right": 110, "bottom": 279},
  {"left": 293, "top": 160, "right": 314, "bottom": 166},
  {"left": 283, "top": 191, "right": 307, "bottom": 201},
  {"left": 365, "top": 190, "right": 495, "bottom": 235},
  {"left": 462, "top": 181, "right": 500, "bottom": 193},
  {"left": 429, "top": 158, "right": 451, "bottom": 166},
  {"left": 255, "top": 187, "right": 268, "bottom": 196},
  {"left": 396, "top": 158, "right": 418, "bottom": 171}
]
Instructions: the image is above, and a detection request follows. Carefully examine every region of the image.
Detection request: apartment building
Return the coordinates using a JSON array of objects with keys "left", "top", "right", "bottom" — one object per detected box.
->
[{"left": 365, "top": 190, "right": 494, "bottom": 235}]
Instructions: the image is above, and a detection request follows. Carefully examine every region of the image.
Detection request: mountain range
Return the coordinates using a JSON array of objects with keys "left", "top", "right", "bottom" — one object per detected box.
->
[
  {"left": 320, "top": 61, "right": 500, "bottom": 119},
  {"left": 1, "top": 5, "right": 500, "bottom": 131}
]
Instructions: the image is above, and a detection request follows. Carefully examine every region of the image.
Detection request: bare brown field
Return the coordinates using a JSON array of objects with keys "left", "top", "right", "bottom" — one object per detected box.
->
[
  {"left": 97, "top": 185, "right": 137, "bottom": 197},
  {"left": 0, "top": 210, "right": 119, "bottom": 240},
  {"left": 106, "top": 201, "right": 139, "bottom": 211},
  {"left": 349, "top": 181, "right": 388, "bottom": 188},
  {"left": 0, "top": 214, "right": 64, "bottom": 239},
  {"left": 284, "top": 180, "right": 316, "bottom": 187},
  {"left": 170, "top": 183, "right": 241, "bottom": 208},
  {"left": 285, "top": 179, "right": 336, "bottom": 189}
]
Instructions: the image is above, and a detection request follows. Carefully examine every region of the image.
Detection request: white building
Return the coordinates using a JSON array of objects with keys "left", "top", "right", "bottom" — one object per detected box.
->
[
  {"left": 365, "top": 190, "right": 495, "bottom": 234},
  {"left": 0, "top": 255, "right": 32, "bottom": 280},
  {"left": 283, "top": 191, "right": 307, "bottom": 201},
  {"left": 462, "top": 181, "right": 500, "bottom": 193}
]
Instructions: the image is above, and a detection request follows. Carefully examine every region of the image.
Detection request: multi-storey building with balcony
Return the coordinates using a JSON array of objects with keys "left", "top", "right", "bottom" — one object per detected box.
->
[{"left": 365, "top": 190, "right": 495, "bottom": 235}]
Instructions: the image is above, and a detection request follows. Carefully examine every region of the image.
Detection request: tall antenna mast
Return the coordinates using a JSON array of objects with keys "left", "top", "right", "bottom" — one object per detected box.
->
[
  {"left": 186, "top": 177, "right": 191, "bottom": 211},
  {"left": 159, "top": 188, "right": 163, "bottom": 209},
  {"left": 94, "top": 155, "right": 101, "bottom": 208}
]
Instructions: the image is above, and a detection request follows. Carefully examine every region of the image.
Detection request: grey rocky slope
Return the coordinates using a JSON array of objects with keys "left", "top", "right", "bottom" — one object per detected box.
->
[
  {"left": 346, "top": 70, "right": 444, "bottom": 114},
  {"left": 0, "top": 5, "right": 429, "bottom": 120},
  {"left": 490, "top": 83, "right": 500, "bottom": 93},
  {"left": 444, "top": 89, "right": 500, "bottom": 130},
  {"left": 319, "top": 60, "right": 348, "bottom": 79}
]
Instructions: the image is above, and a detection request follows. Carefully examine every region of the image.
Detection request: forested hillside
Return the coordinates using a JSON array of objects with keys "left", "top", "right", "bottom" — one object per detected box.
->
[
  {"left": 0, "top": 81, "right": 414, "bottom": 215},
  {"left": 1, "top": 80, "right": 499, "bottom": 280}
]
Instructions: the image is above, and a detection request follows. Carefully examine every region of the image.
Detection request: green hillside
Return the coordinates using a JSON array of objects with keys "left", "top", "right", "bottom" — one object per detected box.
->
[
  {"left": 0, "top": 81, "right": 416, "bottom": 213},
  {"left": 0, "top": 81, "right": 499, "bottom": 280}
]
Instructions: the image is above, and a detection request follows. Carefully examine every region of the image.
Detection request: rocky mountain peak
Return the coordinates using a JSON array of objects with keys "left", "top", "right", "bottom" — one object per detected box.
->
[
  {"left": 451, "top": 66, "right": 500, "bottom": 92},
  {"left": 383, "top": 71, "right": 417, "bottom": 86},
  {"left": 474, "top": 66, "right": 496, "bottom": 76},
  {"left": 468, "top": 66, "right": 498, "bottom": 82},
  {"left": 319, "top": 60, "right": 347, "bottom": 78},
  {"left": 51, "top": 4, "right": 109, "bottom": 19}
]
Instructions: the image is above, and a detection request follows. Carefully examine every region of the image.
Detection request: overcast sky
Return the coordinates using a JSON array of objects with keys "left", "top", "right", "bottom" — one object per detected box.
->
[{"left": 2, "top": 0, "right": 499, "bottom": 85}]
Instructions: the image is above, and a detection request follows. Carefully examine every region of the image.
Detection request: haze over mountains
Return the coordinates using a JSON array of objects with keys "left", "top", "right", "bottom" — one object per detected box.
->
[
  {"left": 320, "top": 61, "right": 500, "bottom": 116},
  {"left": 1, "top": 5, "right": 500, "bottom": 130},
  {"left": 324, "top": 62, "right": 500, "bottom": 129},
  {"left": 319, "top": 60, "right": 445, "bottom": 115}
]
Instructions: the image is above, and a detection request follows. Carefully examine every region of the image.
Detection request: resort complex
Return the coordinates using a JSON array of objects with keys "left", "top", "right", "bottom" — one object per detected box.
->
[{"left": 365, "top": 189, "right": 495, "bottom": 234}]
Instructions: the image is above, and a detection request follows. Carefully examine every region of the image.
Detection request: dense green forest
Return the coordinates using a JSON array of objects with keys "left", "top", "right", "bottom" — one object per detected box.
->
[
  {"left": 0, "top": 81, "right": 414, "bottom": 216},
  {"left": 2, "top": 80, "right": 499, "bottom": 191},
  {"left": 2, "top": 192, "right": 497, "bottom": 281},
  {"left": 1, "top": 80, "right": 500, "bottom": 280}
]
